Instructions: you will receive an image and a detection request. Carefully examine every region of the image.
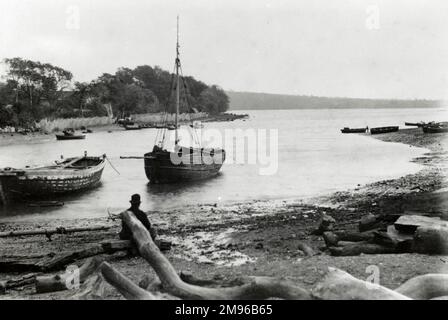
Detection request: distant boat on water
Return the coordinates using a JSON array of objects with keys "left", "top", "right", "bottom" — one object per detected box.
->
[
  {"left": 56, "top": 128, "right": 86, "bottom": 140},
  {"left": 340, "top": 127, "right": 367, "bottom": 134},
  {"left": 369, "top": 126, "right": 399, "bottom": 135}
]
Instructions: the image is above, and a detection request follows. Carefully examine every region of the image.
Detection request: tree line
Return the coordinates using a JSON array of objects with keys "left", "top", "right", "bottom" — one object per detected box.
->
[{"left": 0, "top": 57, "right": 229, "bottom": 128}]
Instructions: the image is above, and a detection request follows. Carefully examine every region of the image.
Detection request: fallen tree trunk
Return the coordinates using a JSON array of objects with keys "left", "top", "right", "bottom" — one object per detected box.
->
[
  {"left": 36, "top": 245, "right": 105, "bottom": 272},
  {"left": 69, "top": 273, "right": 107, "bottom": 300},
  {"left": 35, "top": 257, "right": 103, "bottom": 294},
  {"left": 0, "top": 226, "right": 110, "bottom": 239},
  {"left": 395, "top": 274, "right": 448, "bottom": 299},
  {"left": 323, "top": 231, "right": 375, "bottom": 247},
  {"left": 413, "top": 226, "right": 448, "bottom": 254},
  {"left": 0, "top": 240, "right": 133, "bottom": 273},
  {"left": 180, "top": 271, "right": 248, "bottom": 288},
  {"left": 100, "top": 261, "right": 155, "bottom": 300},
  {"left": 313, "top": 267, "right": 411, "bottom": 300},
  {"left": 117, "top": 211, "right": 312, "bottom": 300},
  {"left": 0, "top": 274, "right": 36, "bottom": 294}
]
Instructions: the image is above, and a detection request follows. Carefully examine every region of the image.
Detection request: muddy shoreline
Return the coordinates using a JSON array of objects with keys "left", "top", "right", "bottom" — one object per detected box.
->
[
  {"left": 0, "top": 113, "right": 248, "bottom": 148},
  {"left": 0, "top": 128, "right": 447, "bottom": 299}
]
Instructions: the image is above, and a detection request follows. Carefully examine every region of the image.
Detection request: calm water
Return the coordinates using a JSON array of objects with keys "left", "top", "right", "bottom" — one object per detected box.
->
[{"left": 0, "top": 107, "right": 446, "bottom": 222}]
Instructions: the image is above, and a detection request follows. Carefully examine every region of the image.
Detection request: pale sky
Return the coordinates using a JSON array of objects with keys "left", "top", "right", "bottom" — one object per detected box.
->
[{"left": 0, "top": 0, "right": 447, "bottom": 99}]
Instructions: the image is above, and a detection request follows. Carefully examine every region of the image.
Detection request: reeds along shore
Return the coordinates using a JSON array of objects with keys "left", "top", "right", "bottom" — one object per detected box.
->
[{"left": 26, "top": 112, "right": 247, "bottom": 133}]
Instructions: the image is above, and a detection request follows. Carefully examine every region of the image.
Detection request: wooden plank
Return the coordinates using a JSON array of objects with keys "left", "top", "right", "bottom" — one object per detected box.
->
[
  {"left": 394, "top": 215, "right": 448, "bottom": 234},
  {"left": 0, "top": 225, "right": 110, "bottom": 238}
]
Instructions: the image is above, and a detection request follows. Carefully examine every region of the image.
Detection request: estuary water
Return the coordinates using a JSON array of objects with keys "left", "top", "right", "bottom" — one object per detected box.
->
[{"left": 0, "top": 107, "right": 446, "bottom": 221}]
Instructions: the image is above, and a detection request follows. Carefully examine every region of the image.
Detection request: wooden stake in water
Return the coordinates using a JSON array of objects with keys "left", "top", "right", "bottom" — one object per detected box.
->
[{"left": 0, "top": 180, "right": 7, "bottom": 205}]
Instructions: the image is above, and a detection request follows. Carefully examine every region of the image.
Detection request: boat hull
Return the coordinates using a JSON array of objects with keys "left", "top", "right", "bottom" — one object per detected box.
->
[
  {"left": 422, "top": 126, "right": 448, "bottom": 134},
  {"left": 370, "top": 126, "right": 399, "bottom": 135},
  {"left": 341, "top": 128, "right": 367, "bottom": 133},
  {"left": 144, "top": 148, "right": 225, "bottom": 183},
  {"left": 0, "top": 158, "right": 105, "bottom": 199},
  {"left": 55, "top": 134, "right": 86, "bottom": 140}
]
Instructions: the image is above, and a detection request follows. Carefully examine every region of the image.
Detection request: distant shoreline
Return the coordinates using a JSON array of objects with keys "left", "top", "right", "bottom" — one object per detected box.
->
[{"left": 227, "top": 91, "right": 444, "bottom": 111}]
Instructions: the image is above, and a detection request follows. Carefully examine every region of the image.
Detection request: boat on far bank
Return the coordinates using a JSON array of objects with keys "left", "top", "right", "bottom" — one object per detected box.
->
[
  {"left": 55, "top": 129, "right": 86, "bottom": 140},
  {"left": 340, "top": 127, "right": 367, "bottom": 134},
  {"left": 124, "top": 124, "right": 142, "bottom": 130},
  {"left": 0, "top": 154, "right": 106, "bottom": 204},
  {"left": 422, "top": 122, "right": 448, "bottom": 134},
  {"left": 405, "top": 122, "right": 425, "bottom": 127},
  {"left": 369, "top": 126, "right": 399, "bottom": 135}
]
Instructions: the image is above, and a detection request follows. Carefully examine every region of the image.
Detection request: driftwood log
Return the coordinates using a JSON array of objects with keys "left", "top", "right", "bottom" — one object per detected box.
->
[
  {"left": 313, "top": 267, "right": 410, "bottom": 300},
  {"left": 395, "top": 274, "right": 448, "bottom": 300},
  {"left": 101, "top": 211, "right": 313, "bottom": 300},
  {"left": 35, "top": 257, "right": 103, "bottom": 294},
  {"left": 100, "top": 261, "right": 155, "bottom": 300},
  {"left": 0, "top": 226, "right": 110, "bottom": 240},
  {"left": 328, "top": 241, "right": 397, "bottom": 256},
  {"left": 0, "top": 274, "right": 36, "bottom": 294},
  {"left": 413, "top": 226, "right": 448, "bottom": 254},
  {"left": 69, "top": 273, "right": 107, "bottom": 300},
  {"left": 323, "top": 231, "right": 375, "bottom": 247},
  {"left": 0, "top": 240, "right": 134, "bottom": 273}
]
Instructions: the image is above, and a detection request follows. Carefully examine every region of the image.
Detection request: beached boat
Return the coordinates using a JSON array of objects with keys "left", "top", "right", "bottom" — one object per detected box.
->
[
  {"left": 405, "top": 122, "right": 425, "bottom": 127},
  {"left": 340, "top": 127, "right": 367, "bottom": 134},
  {"left": 144, "top": 18, "right": 225, "bottom": 184},
  {"left": 369, "top": 126, "right": 399, "bottom": 135},
  {"left": 124, "top": 124, "right": 142, "bottom": 130},
  {"left": 422, "top": 124, "right": 448, "bottom": 134},
  {"left": 0, "top": 154, "right": 106, "bottom": 202}
]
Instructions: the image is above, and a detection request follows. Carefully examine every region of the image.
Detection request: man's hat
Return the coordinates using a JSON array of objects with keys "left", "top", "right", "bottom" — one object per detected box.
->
[{"left": 130, "top": 194, "right": 141, "bottom": 204}]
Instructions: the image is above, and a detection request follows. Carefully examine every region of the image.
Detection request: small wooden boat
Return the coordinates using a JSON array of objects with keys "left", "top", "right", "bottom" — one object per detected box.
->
[
  {"left": 0, "top": 155, "right": 106, "bottom": 202},
  {"left": 56, "top": 134, "right": 86, "bottom": 140},
  {"left": 340, "top": 127, "right": 367, "bottom": 134},
  {"left": 422, "top": 124, "right": 448, "bottom": 134},
  {"left": 124, "top": 124, "right": 142, "bottom": 130},
  {"left": 56, "top": 129, "right": 86, "bottom": 140},
  {"left": 405, "top": 122, "right": 425, "bottom": 127},
  {"left": 369, "top": 126, "right": 399, "bottom": 135}
]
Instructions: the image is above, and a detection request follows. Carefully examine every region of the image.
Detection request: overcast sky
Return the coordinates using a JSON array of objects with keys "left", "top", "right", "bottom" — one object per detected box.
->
[{"left": 0, "top": 0, "right": 447, "bottom": 99}]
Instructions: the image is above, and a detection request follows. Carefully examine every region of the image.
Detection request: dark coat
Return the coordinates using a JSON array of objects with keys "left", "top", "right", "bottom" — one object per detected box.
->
[{"left": 119, "top": 207, "right": 156, "bottom": 240}]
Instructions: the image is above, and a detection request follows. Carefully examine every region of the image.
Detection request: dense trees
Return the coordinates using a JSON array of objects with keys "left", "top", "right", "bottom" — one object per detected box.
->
[{"left": 0, "top": 58, "right": 229, "bottom": 128}]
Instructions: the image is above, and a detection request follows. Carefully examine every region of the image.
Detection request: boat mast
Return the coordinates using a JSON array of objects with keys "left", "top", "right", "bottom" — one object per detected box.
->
[{"left": 175, "top": 16, "right": 180, "bottom": 146}]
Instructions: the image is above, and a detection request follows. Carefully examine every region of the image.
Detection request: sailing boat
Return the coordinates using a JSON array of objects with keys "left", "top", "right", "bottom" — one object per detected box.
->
[{"left": 143, "top": 18, "right": 226, "bottom": 184}]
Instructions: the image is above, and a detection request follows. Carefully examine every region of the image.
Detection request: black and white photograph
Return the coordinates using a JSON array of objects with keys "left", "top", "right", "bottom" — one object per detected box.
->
[{"left": 0, "top": 0, "right": 447, "bottom": 306}]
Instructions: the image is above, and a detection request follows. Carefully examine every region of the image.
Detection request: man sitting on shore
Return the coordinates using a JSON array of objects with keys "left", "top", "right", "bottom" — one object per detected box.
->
[{"left": 119, "top": 194, "right": 157, "bottom": 241}]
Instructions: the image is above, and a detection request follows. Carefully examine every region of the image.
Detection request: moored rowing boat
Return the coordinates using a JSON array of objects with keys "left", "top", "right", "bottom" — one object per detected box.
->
[{"left": 0, "top": 155, "right": 106, "bottom": 203}]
